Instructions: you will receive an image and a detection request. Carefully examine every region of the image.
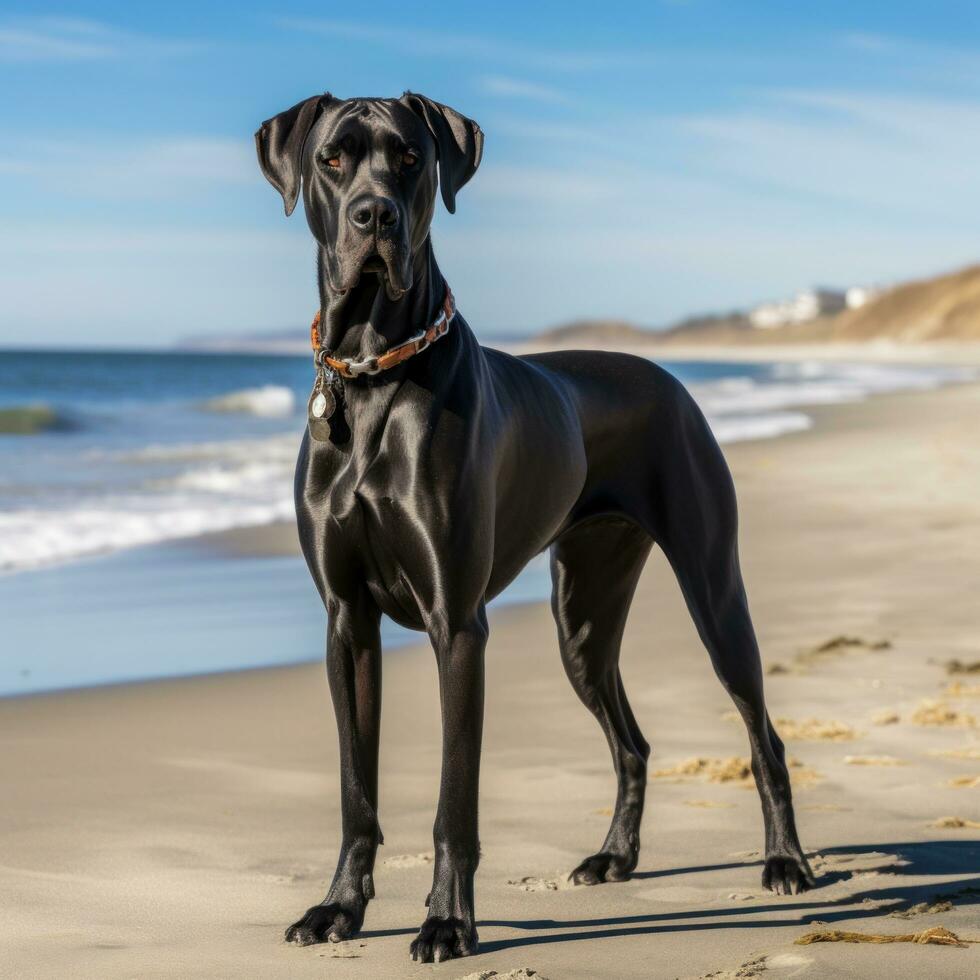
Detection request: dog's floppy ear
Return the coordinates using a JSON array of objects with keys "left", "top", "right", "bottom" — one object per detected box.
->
[
  {"left": 401, "top": 92, "right": 483, "bottom": 214},
  {"left": 255, "top": 94, "right": 332, "bottom": 216}
]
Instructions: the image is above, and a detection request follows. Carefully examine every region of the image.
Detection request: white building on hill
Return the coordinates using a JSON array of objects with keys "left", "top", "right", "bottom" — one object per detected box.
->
[{"left": 749, "top": 287, "right": 848, "bottom": 329}]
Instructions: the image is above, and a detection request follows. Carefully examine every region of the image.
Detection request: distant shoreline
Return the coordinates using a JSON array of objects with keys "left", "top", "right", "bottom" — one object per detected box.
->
[
  {"left": 4, "top": 338, "right": 980, "bottom": 365},
  {"left": 505, "top": 339, "right": 980, "bottom": 366}
]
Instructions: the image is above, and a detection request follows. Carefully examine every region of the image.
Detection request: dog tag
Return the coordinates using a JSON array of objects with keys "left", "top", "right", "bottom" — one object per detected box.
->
[
  {"left": 308, "top": 373, "right": 340, "bottom": 442},
  {"left": 311, "top": 389, "right": 332, "bottom": 419}
]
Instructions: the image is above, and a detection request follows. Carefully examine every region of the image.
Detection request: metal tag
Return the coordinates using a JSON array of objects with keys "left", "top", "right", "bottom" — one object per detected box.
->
[
  {"left": 308, "top": 372, "right": 340, "bottom": 442},
  {"left": 311, "top": 390, "right": 330, "bottom": 418}
]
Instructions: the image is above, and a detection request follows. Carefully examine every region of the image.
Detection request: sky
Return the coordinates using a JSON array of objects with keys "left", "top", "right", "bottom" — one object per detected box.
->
[{"left": 2, "top": 1, "right": 980, "bottom": 348}]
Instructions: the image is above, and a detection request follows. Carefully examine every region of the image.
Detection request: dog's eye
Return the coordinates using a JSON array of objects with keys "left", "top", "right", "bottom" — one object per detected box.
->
[{"left": 401, "top": 150, "right": 419, "bottom": 168}]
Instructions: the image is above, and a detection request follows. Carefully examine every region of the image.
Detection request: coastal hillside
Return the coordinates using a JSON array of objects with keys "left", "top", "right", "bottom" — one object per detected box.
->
[
  {"left": 827, "top": 263, "right": 980, "bottom": 342},
  {"left": 534, "top": 319, "right": 654, "bottom": 346},
  {"left": 531, "top": 262, "right": 980, "bottom": 349}
]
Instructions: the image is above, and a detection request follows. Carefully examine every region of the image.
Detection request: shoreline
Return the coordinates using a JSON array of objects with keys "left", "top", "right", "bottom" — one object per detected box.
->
[
  {"left": 189, "top": 373, "right": 980, "bottom": 566},
  {"left": 2, "top": 350, "right": 975, "bottom": 582},
  {"left": 507, "top": 339, "right": 980, "bottom": 366},
  {"left": 2, "top": 379, "right": 978, "bottom": 699},
  {"left": 3, "top": 380, "right": 980, "bottom": 977}
]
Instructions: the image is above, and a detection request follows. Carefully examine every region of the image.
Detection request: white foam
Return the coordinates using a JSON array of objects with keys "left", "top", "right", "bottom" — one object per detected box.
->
[
  {"left": 2, "top": 361, "right": 975, "bottom": 572},
  {"left": 0, "top": 498, "right": 295, "bottom": 572},
  {"left": 692, "top": 361, "right": 977, "bottom": 445},
  {"left": 0, "top": 433, "right": 300, "bottom": 573},
  {"left": 199, "top": 385, "right": 295, "bottom": 417},
  {"left": 709, "top": 411, "right": 813, "bottom": 444}
]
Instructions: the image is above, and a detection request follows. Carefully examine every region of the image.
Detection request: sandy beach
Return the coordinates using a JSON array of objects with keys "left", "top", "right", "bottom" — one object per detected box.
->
[{"left": 3, "top": 381, "right": 979, "bottom": 979}]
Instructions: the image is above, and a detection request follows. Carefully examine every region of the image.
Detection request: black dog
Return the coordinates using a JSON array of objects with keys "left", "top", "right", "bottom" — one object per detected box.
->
[{"left": 255, "top": 92, "right": 813, "bottom": 964}]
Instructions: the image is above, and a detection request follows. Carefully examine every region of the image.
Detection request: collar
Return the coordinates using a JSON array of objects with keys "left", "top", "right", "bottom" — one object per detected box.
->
[{"left": 310, "top": 284, "right": 456, "bottom": 379}]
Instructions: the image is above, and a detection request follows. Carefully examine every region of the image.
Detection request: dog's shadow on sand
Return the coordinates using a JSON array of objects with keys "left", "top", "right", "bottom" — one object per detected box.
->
[{"left": 464, "top": 840, "right": 980, "bottom": 954}]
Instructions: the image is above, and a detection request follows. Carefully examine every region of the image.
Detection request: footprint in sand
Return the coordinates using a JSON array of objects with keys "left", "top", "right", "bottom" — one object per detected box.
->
[
  {"left": 766, "top": 635, "right": 891, "bottom": 675},
  {"left": 695, "top": 953, "right": 769, "bottom": 979},
  {"left": 843, "top": 755, "right": 906, "bottom": 766},
  {"left": 458, "top": 969, "right": 546, "bottom": 980},
  {"left": 927, "top": 746, "right": 980, "bottom": 760},
  {"left": 636, "top": 884, "right": 719, "bottom": 904},
  {"left": 889, "top": 899, "right": 954, "bottom": 919},
  {"left": 383, "top": 853, "right": 433, "bottom": 869},
  {"left": 808, "top": 851, "right": 909, "bottom": 889},
  {"left": 318, "top": 941, "right": 365, "bottom": 959},
  {"left": 506, "top": 876, "right": 564, "bottom": 892}
]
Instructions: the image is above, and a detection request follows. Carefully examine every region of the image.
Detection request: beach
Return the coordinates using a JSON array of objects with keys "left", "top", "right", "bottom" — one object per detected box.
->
[{"left": 2, "top": 380, "right": 980, "bottom": 979}]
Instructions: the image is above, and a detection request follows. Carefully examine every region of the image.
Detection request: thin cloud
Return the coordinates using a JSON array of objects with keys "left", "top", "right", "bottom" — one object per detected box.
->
[
  {"left": 0, "top": 137, "right": 257, "bottom": 198},
  {"left": 0, "top": 16, "right": 202, "bottom": 63},
  {"left": 479, "top": 75, "right": 571, "bottom": 105},
  {"left": 677, "top": 88, "right": 980, "bottom": 223},
  {"left": 840, "top": 32, "right": 901, "bottom": 53}
]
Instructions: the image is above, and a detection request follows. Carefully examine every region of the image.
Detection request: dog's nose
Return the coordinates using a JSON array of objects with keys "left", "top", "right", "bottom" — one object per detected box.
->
[{"left": 347, "top": 195, "right": 399, "bottom": 232}]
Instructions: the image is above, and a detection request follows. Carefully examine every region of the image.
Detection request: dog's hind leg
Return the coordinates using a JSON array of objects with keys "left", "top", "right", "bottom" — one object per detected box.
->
[
  {"left": 550, "top": 518, "right": 653, "bottom": 885},
  {"left": 652, "top": 399, "right": 814, "bottom": 895}
]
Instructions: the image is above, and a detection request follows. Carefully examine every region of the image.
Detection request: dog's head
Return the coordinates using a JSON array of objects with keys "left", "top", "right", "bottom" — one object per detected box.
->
[{"left": 255, "top": 93, "right": 482, "bottom": 300}]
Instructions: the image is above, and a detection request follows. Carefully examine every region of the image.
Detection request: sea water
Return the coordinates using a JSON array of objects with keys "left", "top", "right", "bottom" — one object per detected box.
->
[{"left": 0, "top": 349, "right": 973, "bottom": 694}]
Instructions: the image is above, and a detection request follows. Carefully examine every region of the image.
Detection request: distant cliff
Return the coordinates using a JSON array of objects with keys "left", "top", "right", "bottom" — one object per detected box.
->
[
  {"left": 530, "top": 263, "right": 980, "bottom": 349},
  {"left": 826, "top": 264, "right": 980, "bottom": 343}
]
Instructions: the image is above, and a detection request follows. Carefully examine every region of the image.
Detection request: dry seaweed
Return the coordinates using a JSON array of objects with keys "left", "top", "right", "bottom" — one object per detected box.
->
[
  {"left": 910, "top": 699, "right": 977, "bottom": 729},
  {"left": 948, "top": 774, "right": 980, "bottom": 788},
  {"left": 930, "top": 816, "right": 980, "bottom": 829},
  {"left": 651, "top": 755, "right": 820, "bottom": 789},
  {"left": 872, "top": 709, "right": 901, "bottom": 725},
  {"left": 795, "top": 925, "right": 969, "bottom": 947},
  {"left": 945, "top": 680, "right": 980, "bottom": 697},
  {"left": 774, "top": 717, "right": 858, "bottom": 741}
]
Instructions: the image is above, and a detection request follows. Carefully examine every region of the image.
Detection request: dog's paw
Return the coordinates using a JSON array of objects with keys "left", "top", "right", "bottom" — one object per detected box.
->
[
  {"left": 762, "top": 855, "right": 815, "bottom": 895},
  {"left": 569, "top": 851, "right": 635, "bottom": 885},
  {"left": 409, "top": 915, "right": 477, "bottom": 963},
  {"left": 284, "top": 902, "right": 364, "bottom": 946}
]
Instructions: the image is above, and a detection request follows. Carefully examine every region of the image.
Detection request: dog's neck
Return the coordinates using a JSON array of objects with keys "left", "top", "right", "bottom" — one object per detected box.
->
[{"left": 316, "top": 238, "right": 446, "bottom": 361}]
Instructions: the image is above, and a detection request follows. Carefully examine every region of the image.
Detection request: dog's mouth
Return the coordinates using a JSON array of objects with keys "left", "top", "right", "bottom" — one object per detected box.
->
[
  {"left": 336, "top": 251, "right": 409, "bottom": 301},
  {"left": 360, "top": 254, "right": 386, "bottom": 274}
]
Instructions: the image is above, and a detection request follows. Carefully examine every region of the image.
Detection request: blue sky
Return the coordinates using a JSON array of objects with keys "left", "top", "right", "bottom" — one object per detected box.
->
[{"left": 2, "top": 1, "right": 980, "bottom": 347}]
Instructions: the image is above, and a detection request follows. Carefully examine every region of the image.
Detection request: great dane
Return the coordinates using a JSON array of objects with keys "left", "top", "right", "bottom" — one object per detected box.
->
[{"left": 255, "top": 91, "right": 813, "bottom": 964}]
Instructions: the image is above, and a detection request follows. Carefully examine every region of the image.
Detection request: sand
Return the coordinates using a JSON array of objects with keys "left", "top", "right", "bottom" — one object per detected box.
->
[{"left": 3, "top": 383, "right": 980, "bottom": 979}]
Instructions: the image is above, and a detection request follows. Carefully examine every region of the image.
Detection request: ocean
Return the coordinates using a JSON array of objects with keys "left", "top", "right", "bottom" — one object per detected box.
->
[{"left": 0, "top": 349, "right": 973, "bottom": 695}]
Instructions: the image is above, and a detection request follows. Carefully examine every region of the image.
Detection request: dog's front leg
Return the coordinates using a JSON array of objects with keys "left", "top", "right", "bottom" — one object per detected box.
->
[
  {"left": 410, "top": 608, "right": 488, "bottom": 963},
  {"left": 286, "top": 597, "right": 382, "bottom": 946}
]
